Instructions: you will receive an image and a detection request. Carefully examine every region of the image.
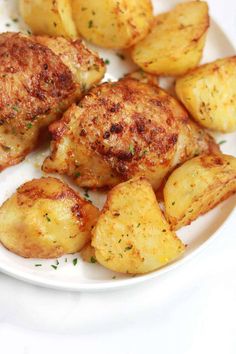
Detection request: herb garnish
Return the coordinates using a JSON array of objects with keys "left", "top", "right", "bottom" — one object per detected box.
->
[{"left": 73, "top": 258, "right": 78, "bottom": 266}]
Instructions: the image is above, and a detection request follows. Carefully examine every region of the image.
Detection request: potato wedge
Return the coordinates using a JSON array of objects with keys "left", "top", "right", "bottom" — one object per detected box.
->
[
  {"left": 131, "top": 1, "right": 209, "bottom": 76},
  {"left": 92, "top": 177, "right": 185, "bottom": 274},
  {"left": 164, "top": 154, "right": 236, "bottom": 230},
  {"left": 0, "top": 177, "right": 99, "bottom": 258},
  {"left": 176, "top": 57, "right": 236, "bottom": 132},
  {"left": 72, "top": 0, "right": 153, "bottom": 49},
  {"left": 20, "top": 0, "right": 78, "bottom": 38}
]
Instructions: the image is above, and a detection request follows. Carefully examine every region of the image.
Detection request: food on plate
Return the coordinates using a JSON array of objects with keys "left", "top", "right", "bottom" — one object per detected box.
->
[
  {"left": 131, "top": 1, "right": 209, "bottom": 76},
  {"left": 0, "top": 177, "right": 99, "bottom": 258},
  {"left": 72, "top": 0, "right": 153, "bottom": 49},
  {"left": 0, "top": 32, "right": 105, "bottom": 172},
  {"left": 92, "top": 177, "right": 185, "bottom": 274},
  {"left": 20, "top": 0, "right": 77, "bottom": 38},
  {"left": 175, "top": 57, "right": 236, "bottom": 132},
  {"left": 80, "top": 243, "right": 97, "bottom": 263},
  {"left": 42, "top": 74, "right": 219, "bottom": 190},
  {"left": 164, "top": 154, "right": 236, "bottom": 230}
]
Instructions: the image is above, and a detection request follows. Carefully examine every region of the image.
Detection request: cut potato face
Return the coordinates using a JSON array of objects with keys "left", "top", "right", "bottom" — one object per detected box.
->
[
  {"left": 131, "top": 1, "right": 209, "bottom": 76},
  {"left": 72, "top": 0, "right": 153, "bottom": 49},
  {"left": 20, "top": 0, "right": 78, "bottom": 38},
  {"left": 92, "top": 177, "right": 185, "bottom": 274},
  {"left": 0, "top": 177, "right": 99, "bottom": 258},
  {"left": 164, "top": 154, "right": 236, "bottom": 230},
  {"left": 176, "top": 57, "right": 236, "bottom": 132}
]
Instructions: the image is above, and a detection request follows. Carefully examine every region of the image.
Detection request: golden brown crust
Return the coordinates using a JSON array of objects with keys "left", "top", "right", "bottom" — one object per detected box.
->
[
  {"left": 0, "top": 32, "right": 105, "bottom": 172},
  {"left": 43, "top": 77, "right": 218, "bottom": 189},
  {"left": 43, "top": 76, "right": 219, "bottom": 190}
]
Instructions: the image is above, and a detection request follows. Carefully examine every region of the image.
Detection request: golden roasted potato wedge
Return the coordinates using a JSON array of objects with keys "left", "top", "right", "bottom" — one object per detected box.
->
[
  {"left": 176, "top": 57, "right": 236, "bottom": 132},
  {"left": 164, "top": 154, "right": 236, "bottom": 230},
  {"left": 0, "top": 177, "right": 99, "bottom": 258},
  {"left": 20, "top": 0, "right": 78, "bottom": 38},
  {"left": 92, "top": 177, "right": 185, "bottom": 274},
  {"left": 131, "top": 1, "right": 209, "bottom": 76},
  {"left": 72, "top": 0, "right": 153, "bottom": 49}
]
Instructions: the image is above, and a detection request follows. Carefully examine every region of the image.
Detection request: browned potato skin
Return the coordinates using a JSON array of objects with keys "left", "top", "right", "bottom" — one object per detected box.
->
[
  {"left": 43, "top": 76, "right": 218, "bottom": 190},
  {"left": 0, "top": 177, "right": 99, "bottom": 258},
  {"left": 92, "top": 177, "right": 185, "bottom": 274},
  {"left": 72, "top": 0, "right": 154, "bottom": 49},
  {"left": 164, "top": 154, "right": 236, "bottom": 230},
  {"left": 0, "top": 33, "right": 105, "bottom": 172}
]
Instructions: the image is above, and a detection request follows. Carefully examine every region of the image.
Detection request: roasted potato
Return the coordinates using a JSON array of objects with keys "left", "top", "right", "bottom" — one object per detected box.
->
[
  {"left": 0, "top": 177, "right": 99, "bottom": 258},
  {"left": 164, "top": 154, "right": 236, "bottom": 230},
  {"left": 20, "top": 0, "right": 78, "bottom": 38},
  {"left": 131, "top": 1, "right": 209, "bottom": 76},
  {"left": 72, "top": 0, "right": 153, "bottom": 49},
  {"left": 176, "top": 57, "right": 236, "bottom": 132},
  {"left": 92, "top": 177, "right": 185, "bottom": 274}
]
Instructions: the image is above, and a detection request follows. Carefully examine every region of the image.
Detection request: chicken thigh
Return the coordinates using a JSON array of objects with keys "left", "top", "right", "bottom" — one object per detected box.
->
[
  {"left": 0, "top": 32, "right": 105, "bottom": 171},
  {"left": 43, "top": 75, "right": 219, "bottom": 190}
]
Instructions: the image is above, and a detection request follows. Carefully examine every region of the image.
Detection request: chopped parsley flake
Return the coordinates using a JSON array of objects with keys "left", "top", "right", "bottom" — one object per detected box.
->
[
  {"left": 104, "top": 59, "right": 110, "bottom": 65},
  {"left": 12, "top": 105, "right": 19, "bottom": 112},
  {"left": 90, "top": 256, "right": 96, "bottom": 263},
  {"left": 218, "top": 140, "right": 227, "bottom": 145},
  {"left": 129, "top": 144, "right": 135, "bottom": 155},
  {"left": 51, "top": 265, "right": 57, "bottom": 270},
  {"left": 88, "top": 20, "right": 93, "bottom": 28},
  {"left": 27, "top": 123, "right": 33, "bottom": 129},
  {"left": 72, "top": 258, "right": 78, "bottom": 266},
  {"left": 43, "top": 213, "right": 51, "bottom": 222},
  {"left": 35, "top": 264, "right": 42, "bottom": 267},
  {"left": 55, "top": 260, "right": 59, "bottom": 265},
  {"left": 112, "top": 275, "right": 116, "bottom": 279},
  {"left": 125, "top": 245, "right": 133, "bottom": 251},
  {"left": 74, "top": 172, "right": 81, "bottom": 178}
]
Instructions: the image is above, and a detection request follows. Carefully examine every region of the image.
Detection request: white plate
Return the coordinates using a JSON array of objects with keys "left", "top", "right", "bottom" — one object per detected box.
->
[{"left": 0, "top": 0, "right": 235, "bottom": 292}]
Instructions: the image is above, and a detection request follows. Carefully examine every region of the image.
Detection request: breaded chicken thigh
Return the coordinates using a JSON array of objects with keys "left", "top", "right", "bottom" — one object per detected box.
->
[
  {"left": 43, "top": 75, "right": 219, "bottom": 190},
  {"left": 0, "top": 32, "right": 105, "bottom": 171}
]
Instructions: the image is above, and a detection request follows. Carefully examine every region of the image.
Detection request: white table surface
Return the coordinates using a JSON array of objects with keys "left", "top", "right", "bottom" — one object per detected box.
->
[{"left": 0, "top": 1, "right": 236, "bottom": 353}]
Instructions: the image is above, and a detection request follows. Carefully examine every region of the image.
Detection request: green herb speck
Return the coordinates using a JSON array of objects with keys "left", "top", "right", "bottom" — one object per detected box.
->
[
  {"left": 218, "top": 140, "right": 227, "bottom": 145},
  {"left": 129, "top": 144, "right": 135, "bottom": 155},
  {"left": 51, "top": 265, "right": 57, "bottom": 270},
  {"left": 73, "top": 258, "right": 78, "bottom": 266},
  {"left": 104, "top": 59, "right": 110, "bottom": 65},
  {"left": 88, "top": 20, "right": 93, "bottom": 28},
  {"left": 90, "top": 256, "right": 96, "bottom": 263},
  {"left": 35, "top": 264, "right": 42, "bottom": 267}
]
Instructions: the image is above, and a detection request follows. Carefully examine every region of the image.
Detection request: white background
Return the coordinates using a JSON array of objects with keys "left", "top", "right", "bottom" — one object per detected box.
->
[{"left": 0, "top": 0, "right": 236, "bottom": 353}]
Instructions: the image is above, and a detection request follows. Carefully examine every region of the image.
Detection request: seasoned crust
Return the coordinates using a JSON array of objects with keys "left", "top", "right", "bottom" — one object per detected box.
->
[
  {"left": 0, "top": 32, "right": 105, "bottom": 172},
  {"left": 43, "top": 76, "right": 219, "bottom": 190}
]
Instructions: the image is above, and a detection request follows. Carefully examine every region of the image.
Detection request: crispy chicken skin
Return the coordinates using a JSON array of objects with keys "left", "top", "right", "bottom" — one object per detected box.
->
[
  {"left": 43, "top": 76, "right": 219, "bottom": 190},
  {"left": 0, "top": 32, "right": 105, "bottom": 172}
]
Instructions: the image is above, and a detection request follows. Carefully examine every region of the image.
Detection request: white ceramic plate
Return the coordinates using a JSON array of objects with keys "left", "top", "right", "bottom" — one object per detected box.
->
[{"left": 0, "top": 0, "right": 235, "bottom": 292}]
